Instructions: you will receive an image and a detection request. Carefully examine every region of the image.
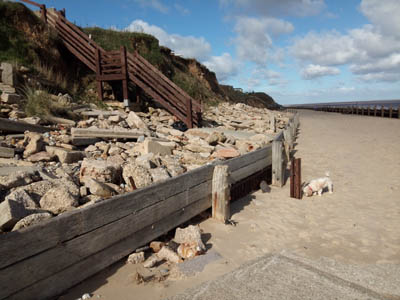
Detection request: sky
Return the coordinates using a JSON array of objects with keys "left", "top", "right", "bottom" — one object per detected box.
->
[{"left": 21, "top": 0, "right": 400, "bottom": 105}]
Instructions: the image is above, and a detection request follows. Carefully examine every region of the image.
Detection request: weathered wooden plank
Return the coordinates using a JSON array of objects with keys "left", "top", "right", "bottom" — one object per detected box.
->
[
  {"left": 212, "top": 165, "right": 230, "bottom": 223},
  {"left": 7, "top": 196, "right": 211, "bottom": 300},
  {"left": 272, "top": 139, "right": 284, "bottom": 187},
  {"left": 70, "top": 137, "right": 101, "bottom": 146},
  {"left": 0, "top": 166, "right": 40, "bottom": 176},
  {"left": 0, "top": 146, "right": 14, "bottom": 158},
  {"left": 96, "top": 74, "right": 124, "bottom": 81},
  {"left": 128, "top": 59, "right": 188, "bottom": 116},
  {"left": 133, "top": 53, "right": 202, "bottom": 112},
  {"left": 230, "top": 156, "right": 271, "bottom": 184},
  {"left": 71, "top": 128, "right": 144, "bottom": 139},
  {"left": 0, "top": 118, "right": 50, "bottom": 133},
  {"left": 224, "top": 145, "right": 272, "bottom": 173},
  {"left": 0, "top": 179, "right": 211, "bottom": 299},
  {"left": 0, "top": 163, "right": 214, "bottom": 269}
]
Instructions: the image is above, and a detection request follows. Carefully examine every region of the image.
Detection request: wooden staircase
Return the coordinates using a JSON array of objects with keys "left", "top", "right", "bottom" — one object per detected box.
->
[{"left": 20, "top": 0, "right": 202, "bottom": 128}]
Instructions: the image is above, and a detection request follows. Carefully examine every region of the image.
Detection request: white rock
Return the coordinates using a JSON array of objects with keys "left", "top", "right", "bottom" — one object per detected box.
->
[{"left": 127, "top": 252, "right": 145, "bottom": 264}]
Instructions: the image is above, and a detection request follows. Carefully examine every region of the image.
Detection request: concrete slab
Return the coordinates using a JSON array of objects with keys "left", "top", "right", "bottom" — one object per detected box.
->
[{"left": 168, "top": 252, "right": 393, "bottom": 300}]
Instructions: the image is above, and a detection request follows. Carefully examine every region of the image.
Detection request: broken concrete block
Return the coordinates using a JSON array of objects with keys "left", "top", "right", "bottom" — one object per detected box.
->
[
  {"left": 122, "top": 162, "right": 152, "bottom": 189},
  {"left": 23, "top": 132, "right": 44, "bottom": 158},
  {"left": 45, "top": 146, "right": 85, "bottom": 164},
  {"left": 80, "top": 158, "right": 122, "bottom": 184},
  {"left": 27, "top": 151, "right": 54, "bottom": 162},
  {"left": 135, "top": 139, "right": 173, "bottom": 156},
  {"left": 0, "top": 170, "right": 39, "bottom": 190},
  {"left": 12, "top": 212, "right": 52, "bottom": 231},
  {"left": 1, "top": 92, "right": 21, "bottom": 104},
  {"left": 39, "top": 186, "right": 79, "bottom": 214},
  {"left": 213, "top": 147, "right": 240, "bottom": 159},
  {"left": 149, "top": 167, "right": 170, "bottom": 183},
  {"left": 127, "top": 252, "right": 145, "bottom": 264},
  {"left": 85, "top": 178, "right": 116, "bottom": 198},
  {"left": 0, "top": 199, "right": 28, "bottom": 231},
  {"left": 0, "top": 146, "right": 14, "bottom": 158},
  {"left": 174, "top": 225, "right": 206, "bottom": 252},
  {"left": 5, "top": 189, "right": 38, "bottom": 209},
  {"left": 184, "top": 143, "right": 214, "bottom": 154},
  {"left": 126, "top": 111, "right": 148, "bottom": 130},
  {"left": 160, "top": 156, "right": 186, "bottom": 177},
  {"left": 1, "top": 62, "right": 16, "bottom": 86},
  {"left": 135, "top": 153, "right": 157, "bottom": 169}
]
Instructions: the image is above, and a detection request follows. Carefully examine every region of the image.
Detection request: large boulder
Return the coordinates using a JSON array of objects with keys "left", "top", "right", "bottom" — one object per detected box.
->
[{"left": 0, "top": 199, "right": 29, "bottom": 231}]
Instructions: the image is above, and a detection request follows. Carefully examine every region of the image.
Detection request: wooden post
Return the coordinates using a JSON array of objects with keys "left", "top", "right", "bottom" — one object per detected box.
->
[
  {"left": 272, "top": 139, "right": 284, "bottom": 187},
  {"left": 374, "top": 105, "right": 377, "bottom": 116},
  {"left": 367, "top": 106, "right": 370, "bottom": 116},
  {"left": 389, "top": 106, "right": 393, "bottom": 118},
  {"left": 294, "top": 158, "right": 301, "bottom": 199},
  {"left": 120, "top": 46, "right": 129, "bottom": 102},
  {"left": 361, "top": 106, "right": 364, "bottom": 115},
  {"left": 381, "top": 105, "right": 385, "bottom": 117},
  {"left": 212, "top": 165, "right": 230, "bottom": 223},
  {"left": 95, "top": 49, "right": 104, "bottom": 101},
  {"left": 40, "top": 4, "right": 47, "bottom": 23},
  {"left": 398, "top": 106, "right": 400, "bottom": 119},
  {"left": 356, "top": 106, "right": 359, "bottom": 115},
  {"left": 186, "top": 97, "right": 193, "bottom": 129}
]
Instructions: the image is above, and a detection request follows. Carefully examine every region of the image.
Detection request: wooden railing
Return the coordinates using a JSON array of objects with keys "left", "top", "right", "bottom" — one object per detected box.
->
[{"left": 18, "top": 0, "right": 202, "bottom": 128}]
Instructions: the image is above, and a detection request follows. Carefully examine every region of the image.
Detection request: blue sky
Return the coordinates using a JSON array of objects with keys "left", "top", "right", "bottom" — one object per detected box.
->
[{"left": 23, "top": 0, "right": 400, "bottom": 105}]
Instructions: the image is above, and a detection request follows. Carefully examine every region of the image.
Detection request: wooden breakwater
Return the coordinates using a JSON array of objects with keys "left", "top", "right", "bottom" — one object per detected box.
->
[{"left": 0, "top": 115, "right": 299, "bottom": 300}]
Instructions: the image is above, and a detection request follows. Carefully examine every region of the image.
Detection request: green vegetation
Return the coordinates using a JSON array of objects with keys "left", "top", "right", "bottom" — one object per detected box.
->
[
  {"left": 0, "top": 1, "right": 41, "bottom": 65},
  {"left": 83, "top": 27, "right": 164, "bottom": 67},
  {"left": 23, "top": 85, "right": 63, "bottom": 117}
]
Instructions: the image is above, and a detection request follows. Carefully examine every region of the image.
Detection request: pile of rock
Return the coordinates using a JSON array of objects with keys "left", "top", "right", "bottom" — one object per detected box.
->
[
  {"left": 127, "top": 225, "right": 205, "bottom": 283},
  {"left": 1, "top": 66, "right": 289, "bottom": 232}
]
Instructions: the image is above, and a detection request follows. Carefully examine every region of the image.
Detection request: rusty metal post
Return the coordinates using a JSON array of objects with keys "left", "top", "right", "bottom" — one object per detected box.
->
[
  {"left": 290, "top": 158, "right": 295, "bottom": 198},
  {"left": 290, "top": 158, "right": 301, "bottom": 199}
]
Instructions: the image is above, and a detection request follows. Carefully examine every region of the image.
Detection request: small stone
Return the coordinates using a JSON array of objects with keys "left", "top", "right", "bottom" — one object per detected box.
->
[
  {"left": 84, "top": 145, "right": 98, "bottom": 152},
  {"left": 143, "top": 255, "right": 159, "bottom": 268},
  {"left": 127, "top": 252, "right": 145, "bottom": 264},
  {"left": 157, "top": 246, "right": 182, "bottom": 264},
  {"left": 150, "top": 241, "right": 165, "bottom": 253},
  {"left": 122, "top": 162, "right": 153, "bottom": 189},
  {"left": 81, "top": 293, "right": 91, "bottom": 300},
  {"left": 80, "top": 158, "right": 122, "bottom": 184},
  {"left": 108, "top": 115, "right": 122, "bottom": 123},
  {"left": 260, "top": 180, "right": 270, "bottom": 193},
  {"left": 205, "top": 132, "right": 220, "bottom": 145}
]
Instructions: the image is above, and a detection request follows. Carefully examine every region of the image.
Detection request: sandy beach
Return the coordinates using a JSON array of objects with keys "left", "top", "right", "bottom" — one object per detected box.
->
[{"left": 62, "top": 110, "right": 400, "bottom": 300}]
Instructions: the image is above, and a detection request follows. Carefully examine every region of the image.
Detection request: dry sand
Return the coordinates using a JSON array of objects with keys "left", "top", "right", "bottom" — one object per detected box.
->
[{"left": 62, "top": 110, "right": 400, "bottom": 300}]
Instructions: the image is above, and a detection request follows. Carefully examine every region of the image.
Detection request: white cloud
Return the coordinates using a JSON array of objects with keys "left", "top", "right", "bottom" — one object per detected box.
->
[
  {"left": 133, "top": 0, "right": 169, "bottom": 13},
  {"left": 203, "top": 53, "right": 240, "bottom": 82},
  {"left": 220, "top": 0, "right": 325, "bottom": 17},
  {"left": 290, "top": 0, "right": 400, "bottom": 83},
  {"left": 174, "top": 3, "right": 190, "bottom": 15},
  {"left": 234, "top": 16, "right": 293, "bottom": 65},
  {"left": 360, "top": 0, "right": 400, "bottom": 38},
  {"left": 125, "top": 20, "right": 211, "bottom": 60},
  {"left": 301, "top": 64, "right": 340, "bottom": 79},
  {"left": 290, "top": 31, "right": 357, "bottom": 66}
]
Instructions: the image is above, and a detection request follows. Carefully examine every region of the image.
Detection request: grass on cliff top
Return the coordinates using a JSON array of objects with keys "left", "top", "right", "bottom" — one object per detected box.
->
[{"left": 82, "top": 27, "right": 164, "bottom": 67}]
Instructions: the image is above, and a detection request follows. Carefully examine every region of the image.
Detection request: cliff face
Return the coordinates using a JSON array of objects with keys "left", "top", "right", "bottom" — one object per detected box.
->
[{"left": 2, "top": 1, "right": 280, "bottom": 109}]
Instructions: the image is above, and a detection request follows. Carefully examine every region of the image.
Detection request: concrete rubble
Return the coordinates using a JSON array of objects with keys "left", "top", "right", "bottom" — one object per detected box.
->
[{"left": 0, "top": 71, "right": 289, "bottom": 231}]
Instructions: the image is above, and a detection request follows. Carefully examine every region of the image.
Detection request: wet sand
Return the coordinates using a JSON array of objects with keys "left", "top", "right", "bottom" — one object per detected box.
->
[{"left": 62, "top": 110, "right": 400, "bottom": 300}]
